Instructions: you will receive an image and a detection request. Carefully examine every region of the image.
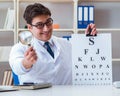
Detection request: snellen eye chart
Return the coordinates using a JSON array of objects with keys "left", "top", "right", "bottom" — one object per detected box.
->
[{"left": 70, "top": 33, "right": 112, "bottom": 85}]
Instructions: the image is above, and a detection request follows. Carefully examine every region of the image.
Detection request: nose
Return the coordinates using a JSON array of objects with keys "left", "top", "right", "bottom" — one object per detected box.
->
[{"left": 42, "top": 24, "right": 49, "bottom": 31}]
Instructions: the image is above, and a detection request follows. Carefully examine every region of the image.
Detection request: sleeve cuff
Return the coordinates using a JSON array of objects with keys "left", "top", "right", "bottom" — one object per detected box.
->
[{"left": 20, "top": 62, "right": 32, "bottom": 72}]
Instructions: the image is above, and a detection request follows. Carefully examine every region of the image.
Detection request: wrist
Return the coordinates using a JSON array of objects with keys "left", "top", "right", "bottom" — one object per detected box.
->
[{"left": 22, "top": 59, "right": 33, "bottom": 69}]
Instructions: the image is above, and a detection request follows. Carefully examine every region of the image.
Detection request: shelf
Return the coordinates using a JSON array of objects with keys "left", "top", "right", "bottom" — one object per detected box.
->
[
  {"left": 80, "top": 0, "right": 120, "bottom": 2},
  {"left": 77, "top": 28, "right": 120, "bottom": 32},
  {"left": 18, "top": 28, "right": 74, "bottom": 32},
  {"left": 19, "top": 0, "right": 73, "bottom": 3},
  {"left": 0, "top": 0, "right": 14, "bottom": 2},
  {"left": 0, "top": 29, "right": 14, "bottom": 32},
  {"left": 112, "top": 58, "right": 120, "bottom": 62},
  {"left": 53, "top": 29, "right": 74, "bottom": 32}
]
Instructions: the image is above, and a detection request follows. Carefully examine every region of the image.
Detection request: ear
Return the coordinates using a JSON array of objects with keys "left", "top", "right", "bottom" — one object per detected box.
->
[{"left": 27, "top": 24, "right": 33, "bottom": 31}]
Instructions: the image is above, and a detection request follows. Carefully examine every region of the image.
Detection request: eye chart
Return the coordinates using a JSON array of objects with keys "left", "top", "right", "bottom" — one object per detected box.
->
[{"left": 70, "top": 33, "right": 112, "bottom": 85}]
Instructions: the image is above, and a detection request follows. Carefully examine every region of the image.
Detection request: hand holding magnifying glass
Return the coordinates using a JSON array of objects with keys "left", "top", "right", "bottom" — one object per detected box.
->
[{"left": 18, "top": 31, "right": 37, "bottom": 69}]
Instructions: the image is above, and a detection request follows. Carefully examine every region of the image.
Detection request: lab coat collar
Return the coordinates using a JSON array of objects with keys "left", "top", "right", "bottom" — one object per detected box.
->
[
  {"left": 32, "top": 36, "right": 61, "bottom": 59},
  {"left": 51, "top": 36, "right": 61, "bottom": 51},
  {"left": 36, "top": 38, "right": 54, "bottom": 47}
]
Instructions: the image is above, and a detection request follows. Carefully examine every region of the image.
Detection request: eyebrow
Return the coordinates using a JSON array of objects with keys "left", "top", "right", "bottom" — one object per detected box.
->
[
  {"left": 35, "top": 18, "right": 51, "bottom": 24},
  {"left": 35, "top": 22, "right": 43, "bottom": 25}
]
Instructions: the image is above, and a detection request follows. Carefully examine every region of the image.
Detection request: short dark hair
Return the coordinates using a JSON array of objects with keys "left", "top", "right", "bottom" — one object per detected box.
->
[{"left": 23, "top": 3, "right": 51, "bottom": 24}]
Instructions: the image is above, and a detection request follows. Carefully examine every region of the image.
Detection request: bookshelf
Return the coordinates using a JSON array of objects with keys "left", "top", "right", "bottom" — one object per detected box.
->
[
  {"left": 0, "top": 0, "right": 15, "bottom": 63},
  {"left": 0, "top": 0, "right": 16, "bottom": 85},
  {"left": 0, "top": 0, "right": 120, "bottom": 82}
]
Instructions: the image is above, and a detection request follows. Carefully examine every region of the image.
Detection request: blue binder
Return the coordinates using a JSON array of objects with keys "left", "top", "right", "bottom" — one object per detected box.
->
[
  {"left": 88, "top": 6, "right": 94, "bottom": 25},
  {"left": 77, "top": 5, "right": 94, "bottom": 28}
]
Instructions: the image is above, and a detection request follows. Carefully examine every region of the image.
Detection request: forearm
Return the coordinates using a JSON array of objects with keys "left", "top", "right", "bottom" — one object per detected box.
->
[{"left": 9, "top": 57, "right": 31, "bottom": 75}]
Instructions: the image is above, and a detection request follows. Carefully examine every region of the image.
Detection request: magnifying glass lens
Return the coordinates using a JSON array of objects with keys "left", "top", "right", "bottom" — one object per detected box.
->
[{"left": 19, "top": 31, "right": 32, "bottom": 46}]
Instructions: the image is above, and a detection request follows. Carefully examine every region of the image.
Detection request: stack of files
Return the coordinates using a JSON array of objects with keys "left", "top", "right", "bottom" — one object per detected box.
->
[{"left": 77, "top": 5, "right": 94, "bottom": 28}]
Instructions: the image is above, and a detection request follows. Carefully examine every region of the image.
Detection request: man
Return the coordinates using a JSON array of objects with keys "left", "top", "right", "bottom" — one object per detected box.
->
[{"left": 9, "top": 3, "right": 97, "bottom": 85}]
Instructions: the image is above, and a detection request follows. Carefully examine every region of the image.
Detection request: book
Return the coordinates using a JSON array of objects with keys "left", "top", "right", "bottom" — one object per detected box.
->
[
  {"left": 2, "top": 70, "right": 13, "bottom": 86},
  {"left": 2, "top": 71, "right": 7, "bottom": 85},
  {"left": 4, "top": 8, "right": 15, "bottom": 29},
  {"left": 13, "top": 83, "right": 52, "bottom": 90}
]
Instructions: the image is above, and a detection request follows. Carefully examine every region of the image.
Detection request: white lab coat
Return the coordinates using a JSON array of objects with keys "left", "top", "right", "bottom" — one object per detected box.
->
[{"left": 9, "top": 36, "right": 72, "bottom": 85}]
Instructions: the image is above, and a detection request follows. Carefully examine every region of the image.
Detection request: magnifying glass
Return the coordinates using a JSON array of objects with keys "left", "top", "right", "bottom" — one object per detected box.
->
[{"left": 18, "top": 31, "right": 32, "bottom": 46}]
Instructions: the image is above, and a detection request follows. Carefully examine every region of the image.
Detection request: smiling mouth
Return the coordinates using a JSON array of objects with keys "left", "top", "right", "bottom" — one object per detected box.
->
[{"left": 41, "top": 31, "right": 50, "bottom": 36}]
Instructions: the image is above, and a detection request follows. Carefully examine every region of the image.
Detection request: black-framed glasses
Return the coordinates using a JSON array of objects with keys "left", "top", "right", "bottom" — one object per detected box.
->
[{"left": 31, "top": 18, "right": 53, "bottom": 29}]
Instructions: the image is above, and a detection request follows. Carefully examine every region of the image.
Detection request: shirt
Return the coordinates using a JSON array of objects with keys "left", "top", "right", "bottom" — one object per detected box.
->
[{"left": 9, "top": 36, "right": 72, "bottom": 85}]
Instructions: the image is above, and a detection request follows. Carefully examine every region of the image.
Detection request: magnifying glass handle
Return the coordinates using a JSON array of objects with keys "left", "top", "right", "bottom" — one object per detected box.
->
[{"left": 28, "top": 44, "right": 31, "bottom": 46}]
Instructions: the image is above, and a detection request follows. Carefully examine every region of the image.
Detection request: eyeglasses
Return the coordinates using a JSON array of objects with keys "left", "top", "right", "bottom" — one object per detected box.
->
[{"left": 31, "top": 18, "right": 53, "bottom": 29}]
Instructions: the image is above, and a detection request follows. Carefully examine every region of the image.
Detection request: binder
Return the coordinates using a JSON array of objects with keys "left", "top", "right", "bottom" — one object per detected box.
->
[
  {"left": 88, "top": 6, "right": 94, "bottom": 24},
  {"left": 83, "top": 6, "right": 89, "bottom": 28},
  {"left": 77, "top": 6, "right": 83, "bottom": 28},
  {"left": 78, "top": 5, "right": 94, "bottom": 28}
]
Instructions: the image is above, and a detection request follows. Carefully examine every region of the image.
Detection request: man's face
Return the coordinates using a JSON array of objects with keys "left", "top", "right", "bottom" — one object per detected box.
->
[{"left": 28, "top": 15, "right": 53, "bottom": 42}]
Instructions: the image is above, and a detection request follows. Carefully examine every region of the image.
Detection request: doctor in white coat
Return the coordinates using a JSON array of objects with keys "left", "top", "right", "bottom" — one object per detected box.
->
[{"left": 9, "top": 3, "right": 97, "bottom": 85}]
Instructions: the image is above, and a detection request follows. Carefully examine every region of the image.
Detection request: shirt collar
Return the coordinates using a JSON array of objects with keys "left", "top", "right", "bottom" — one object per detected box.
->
[{"left": 34, "top": 37, "right": 54, "bottom": 46}]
